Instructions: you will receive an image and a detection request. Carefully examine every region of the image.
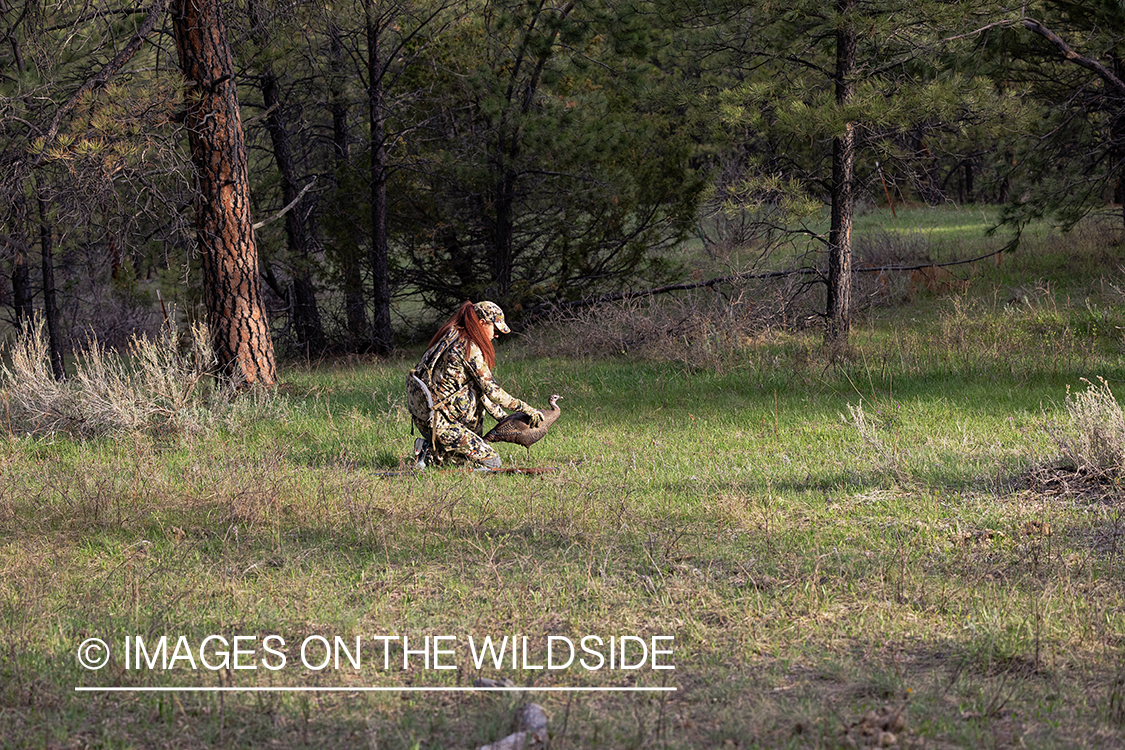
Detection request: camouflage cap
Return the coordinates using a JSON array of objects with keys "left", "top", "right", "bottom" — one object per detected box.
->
[{"left": 473, "top": 301, "right": 510, "bottom": 334}]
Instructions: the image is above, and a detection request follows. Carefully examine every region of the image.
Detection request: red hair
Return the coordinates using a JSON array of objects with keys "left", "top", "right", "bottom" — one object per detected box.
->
[{"left": 429, "top": 300, "right": 496, "bottom": 369}]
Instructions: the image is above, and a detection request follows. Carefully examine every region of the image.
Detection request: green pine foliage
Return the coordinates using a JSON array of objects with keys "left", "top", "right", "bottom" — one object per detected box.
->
[
  {"left": 711, "top": 0, "right": 1023, "bottom": 237},
  {"left": 390, "top": 0, "right": 706, "bottom": 313},
  {"left": 988, "top": 1, "right": 1125, "bottom": 230}
]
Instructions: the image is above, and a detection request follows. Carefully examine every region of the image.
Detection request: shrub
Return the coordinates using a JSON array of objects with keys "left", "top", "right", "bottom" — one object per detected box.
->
[
  {"left": 522, "top": 279, "right": 811, "bottom": 370},
  {"left": 1047, "top": 377, "right": 1125, "bottom": 476},
  {"left": 0, "top": 318, "right": 224, "bottom": 437}
]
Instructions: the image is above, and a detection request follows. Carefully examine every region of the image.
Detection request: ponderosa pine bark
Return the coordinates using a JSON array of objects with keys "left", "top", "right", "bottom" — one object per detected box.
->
[
  {"left": 172, "top": 0, "right": 276, "bottom": 386},
  {"left": 825, "top": 0, "right": 856, "bottom": 346}
]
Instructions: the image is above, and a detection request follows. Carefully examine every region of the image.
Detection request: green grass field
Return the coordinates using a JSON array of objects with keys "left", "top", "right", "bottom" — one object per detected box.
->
[{"left": 4, "top": 206, "right": 1125, "bottom": 748}]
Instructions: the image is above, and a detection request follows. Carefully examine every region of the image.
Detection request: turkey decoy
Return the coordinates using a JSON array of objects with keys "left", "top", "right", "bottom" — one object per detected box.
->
[{"left": 484, "top": 394, "right": 562, "bottom": 461}]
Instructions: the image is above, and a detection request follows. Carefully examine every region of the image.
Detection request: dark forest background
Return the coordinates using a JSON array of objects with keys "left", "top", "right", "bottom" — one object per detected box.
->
[{"left": 3, "top": 0, "right": 1124, "bottom": 371}]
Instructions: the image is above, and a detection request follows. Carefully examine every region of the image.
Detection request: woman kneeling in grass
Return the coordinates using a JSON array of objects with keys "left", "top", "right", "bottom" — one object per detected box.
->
[{"left": 406, "top": 301, "right": 542, "bottom": 470}]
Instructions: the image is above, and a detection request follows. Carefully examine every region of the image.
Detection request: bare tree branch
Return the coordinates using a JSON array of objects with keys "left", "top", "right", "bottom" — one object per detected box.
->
[
  {"left": 252, "top": 177, "right": 317, "bottom": 230},
  {"left": 1021, "top": 17, "right": 1125, "bottom": 98},
  {"left": 944, "top": 16, "right": 1125, "bottom": 99},
  {"left": 533, "top": 248, "right": 1009, "bottom": 317},
  {"left": 941, "top": 19, "right": 1018, "bottom": 43}
]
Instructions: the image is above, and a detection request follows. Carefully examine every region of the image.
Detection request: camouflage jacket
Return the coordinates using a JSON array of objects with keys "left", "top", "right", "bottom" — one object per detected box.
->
[{"left": 411, "top": 329, "right": 533, "bottom": 428}]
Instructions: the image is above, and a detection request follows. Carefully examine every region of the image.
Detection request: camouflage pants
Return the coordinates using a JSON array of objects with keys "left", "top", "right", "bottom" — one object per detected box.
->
[{"left": 406, "top": 374, "right": 501, "bottom": 468}]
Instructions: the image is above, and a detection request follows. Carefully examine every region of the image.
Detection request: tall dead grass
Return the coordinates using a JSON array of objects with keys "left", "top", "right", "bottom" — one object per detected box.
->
[
  {"left": 522, "top": 278, "right": 812, "bottom": 369},
  {"left": 0, "top": 318, "right": 232, "bottom": 437}
]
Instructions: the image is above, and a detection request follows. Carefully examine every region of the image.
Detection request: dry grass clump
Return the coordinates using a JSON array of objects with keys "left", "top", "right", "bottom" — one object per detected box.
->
[
  {"left": 1046, "top": 377, "right": 1125, "bottom": 477},
  {"left": 0, "top": 318, "right": 226, "bottom": 437},
  {"left": 523, "top": 279, "right": 810, "bottom": 368},
  {"left": 845, "top": 402, "right": 906, "bottom": 483}
]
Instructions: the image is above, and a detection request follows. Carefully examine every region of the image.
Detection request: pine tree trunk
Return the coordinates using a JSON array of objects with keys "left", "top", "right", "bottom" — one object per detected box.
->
[
  {"left": 1114, "top": 55, "right": 1125, "bottom": 230},
  {"left": 485, "top": 2, "right": 572, "bottom": 307},
  {"left": 826, "top": 0, "right": 856, "bottom": 346},
  {"left": 11, "top": 249, "right": 31, "bottom": 332},
  {"left": 329, "top": 20, "right": 369, "bottom": 347},
  {"left": 172, "top": 0, "right": 276, "bottom": 386},
  {"left": 366, "top": 2, "right": 393, "bottom": 355},
  {"left": 3, "top": 215, "right": 33, "bottom": 333},
  {"left": 489, "top": 178, "right": 516, "bottom": 302},
  {"left": 36, "top": 190, "right": 64, "bottom": 380},
  {"left": 251, "top": 0, "right": 324, "bottom": 355}
]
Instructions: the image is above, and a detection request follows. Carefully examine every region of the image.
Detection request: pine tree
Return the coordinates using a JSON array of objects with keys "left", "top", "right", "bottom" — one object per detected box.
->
[
  {"left": 393, "top": 0, "right": 704, "bottom": 313},
  {"left": 707, "top": 0, "right": 1015, "bottom": 344},
  {"left": 246, "top": 0, "right": 326, "bottom": 356},
  {"left": 2, "top": 0, "right": 185, "bottom": 368},
  {"left": 173, "top": 0, "right": 277, "bottom": 386},
  {"left": 979, "top": 2, "right": 1125, "bottom": 229}
]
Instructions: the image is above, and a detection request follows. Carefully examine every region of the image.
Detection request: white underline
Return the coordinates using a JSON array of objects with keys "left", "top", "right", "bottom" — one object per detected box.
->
[{"left": 75, "top": 686, "right": 675, "bottom": 693}]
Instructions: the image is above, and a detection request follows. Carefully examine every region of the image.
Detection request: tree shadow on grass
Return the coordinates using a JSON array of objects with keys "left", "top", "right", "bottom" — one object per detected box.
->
[
  {"left": 286, "top": 446, "right": 408, "bottom": 471},
  {"left": 665, "top": 468, "right": 995, "bottom": 499}
]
